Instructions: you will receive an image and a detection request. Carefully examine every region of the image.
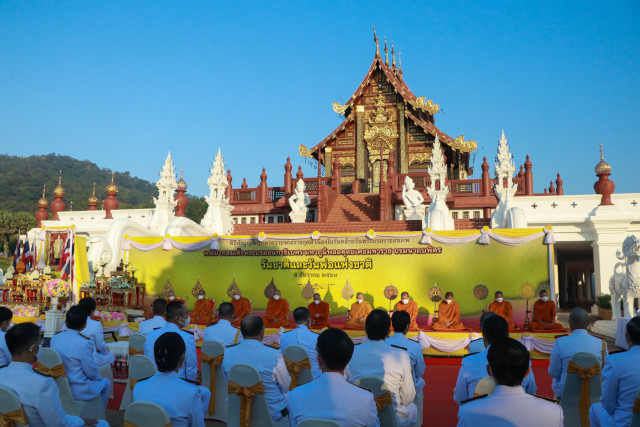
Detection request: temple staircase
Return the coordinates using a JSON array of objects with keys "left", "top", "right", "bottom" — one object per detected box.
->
[{"left": 325, "top": 194, "right": 379, "bottom": 223}]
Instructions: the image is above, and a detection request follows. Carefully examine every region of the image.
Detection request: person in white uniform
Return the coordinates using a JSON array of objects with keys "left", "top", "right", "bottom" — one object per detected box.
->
[
  {"left": 203, "top": 302, "right": 242, "bottom": 347},
  {"left": 454, "top": 315, "right": 537, "bottom": 404},
  {"left": 144, "top": 300, "right": 197, "bottom": 381},
  {"left": 50, "top": 305, "right": 111, "bottom": 408},
  {"left": 78, "top": 297, "right": 115, "bottom": 367},
  {"left": 222, "top": 315, "right": 291, "bottom": 422},
  {"left": 280, "top": 307, "right": 321, "bottom": 379},
  {"left": 0, "top": 323, "right": 109, "bottom": 426},
  {"left": 590, "top": 316, "right": 640, "bottom": 427},
  {"left": 138, "top": 298, "right": 167, "bottom": 336},
  {"left": 345, "top": 309, "right": 417, "bottom": 427},
  {"left": 386, "top": 310, "right": 426, "bottom": 393},
  {"left": 0, "top": 306, "right": 13, "bottom": 367},
  {"left": 134, "top": 331, "right": 211, "bottom": 427},
  {"left": 549, "top": 307, "right": 607, "bottom": 399},
  {"left": 457, "top": 337, "right": 563, "bottom": 426},
  {"left": 289, "top": 327, "right": 379, "bottom": 427},
  {"left": 467, "top": 312, "right": 497, "bottom": 355}
]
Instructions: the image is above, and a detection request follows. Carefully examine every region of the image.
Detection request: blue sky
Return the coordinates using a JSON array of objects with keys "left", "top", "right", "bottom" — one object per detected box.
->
[{"left": 1, "top": 1, "right": 638, "bottom": 198}]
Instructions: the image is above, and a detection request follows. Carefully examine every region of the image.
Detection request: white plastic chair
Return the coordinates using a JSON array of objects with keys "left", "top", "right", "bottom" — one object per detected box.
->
[
  {"left": 120, "top": 354, "right": 157, "bottom": 410},
  {"left": 473, "top": 376, "right": 496, "bottom": 397},
  {"left": 628, "top": 386, "right": 640, "bottom": 427},
  {"left": 129, "top": 334, "right": 146, "bottom": 356},
  {"left": 298, "top": 419, "right": 341, "bottom": 427},
  {"left": 282, "top": 345, "right": 313, "bottom": 389},
  {"left": 124, "top": 401, "right": 172, "bottom": 427},
  {"left": 39, "top": 347, "right": 105, "bottom": 419},
  {"left": 0, "top": 386, "right": 29, "bottom": 427},
  {"left": 201, "top": 340, "right": 227, "bottom": 422},
  {"left": 560, "top": 352, "right": 602, "bottom": 427},
  {"left": 356, "top": 377, "right": 399, "bottom": 427}
]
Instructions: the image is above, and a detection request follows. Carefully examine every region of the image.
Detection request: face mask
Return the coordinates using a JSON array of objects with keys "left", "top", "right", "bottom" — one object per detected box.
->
[
  {"left": 314, "top": 300, "right": 320, "bottom": 305},
  {"left": 496, "top": 297, "right": 504, "bottom": 303},
  {"left": 198, "top": 295, "right": 204, "bottom": 300},
  {"left": 180, "top": 315, "right": 191, "bottom": 328},
  {"left": 357, "top": 298, "right": 363, "bottom": 304},
  {"left": 273, "top": 295, "right": 280, "bottom": 301},
  {"left": 541, "top": 296, "right": 549, "bottom": 302},
  {"left": 168, "top": 296, "right": 175, "bottom": 301},
  {"left": 402, "top": 299, "right": 409, "bottom": 304},
  {"left": 445, "top": 299, "right": 452, "bottom": 304},
  {"left": 234, "top": 295, "right": 241, "bottom": 300}
]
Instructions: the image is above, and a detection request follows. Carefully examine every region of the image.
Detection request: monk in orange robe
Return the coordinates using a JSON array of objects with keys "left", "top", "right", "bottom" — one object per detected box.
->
[
  {"left": 394, "top": 292, "right": 419, "bottom": 330},
  {"left": 344, "top": 292, "right": 372, "bottom": 329},
  {"left": 308, "top": 293, "right": 330, "bottom": 328},
  {"left": 191, "top": 290, "right": 215, "bottom": 325},
  {"left": 432, "top": 292, "right": 464, "bottom": 330},
  {"left": 264, "top": 290, "right": 290, "bottom": 328},
  {"left": 166, "top": 290, "right": 185, "bottom": 304},
  {"left": 487, "top": 291, "right": 516, "bottom": 329},
  {"left": 231, "top": 290, "right": 252, "bottom": 327},
  {"left": 530, "top": 290, "right": 563, "bottom": 330}
]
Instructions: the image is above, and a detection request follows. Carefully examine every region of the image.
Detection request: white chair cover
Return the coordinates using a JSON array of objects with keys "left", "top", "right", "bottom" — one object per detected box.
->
[
  {"left": 129, "top": 334, "right": 146, "bottom": 354},
  {"left": 629, "top": 386, "right": 640, "bottom": 427},
  {"left": 414, "top": 391, "right": 423, "bottom": 427},
  {"left": 473, "top": 376, "right": 496, "bottom": 397},
  {"left": 201, "top": 340, "right": 227, "bottom": 422},
  {"left": 120, "top": 354, "right": 157, "bottom": 410},
  {"left": 39, "top": 348, "right": 105, "bottom": 419},
  {"left": 298, "top": 418, "right": 342, "bottom": 427},
  {"left": 227, "top": 364, "right": 274, "bottom": 427},
  {"left": 560, "top": 352, "right": 602, "bottom": 427},
  {"left": 124, "top": 401, "right": 172, "bottom": 427},
  {"left": 356, "top": 377, "right": 399, "bottom": 427},
  {"left": 282, "top": 345, "right": 313, "bottom": 389},
  {"left": 98, "top": 363, "right": 114, "bottom": 400},
  {"left": 0, "top": 386, "right": 29, "bottom": 427}
]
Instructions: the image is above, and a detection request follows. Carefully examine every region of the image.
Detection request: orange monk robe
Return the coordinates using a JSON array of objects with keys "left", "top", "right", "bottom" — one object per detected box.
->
[
  {"left": 264, "top": 298, "right": 290, "bottom": 328},
  {"left": 488, "top": 300, "right": 516, "bottom": 329},
  {"left": 432, "top": 301, "right": 464, "bottom": 330},
  {"left": 308, "top": 301, "right": 330, "bottom": 328},
  {"left": 191, "top": 298, "right": 215, "bottom": 325},
  {"left": 344, "top": 301, "right": 372, "bottom": 329},
  {"left": 231, "top": 297, "right": 252, "bottom": 327},
  {"left": 530, "top": 299, "right": 563, "bottom": 330},
  {"left": 394, "top": 301, "right": 419, "bottom": 330}
]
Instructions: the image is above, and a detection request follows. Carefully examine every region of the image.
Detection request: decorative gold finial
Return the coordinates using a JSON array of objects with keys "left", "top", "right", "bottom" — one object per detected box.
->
[
  {"left": 58, "top": 170, "right": 62, "bottom": 185},
  {"left": 384, "top": 37, "right": 389, "bottom": 65},
  {"left": 391, "top": 42, "right": 396, "bottom": 69},
  {"left": 42, "top": 184, "right": 46, "bottom": 198},
  {"left": 111, "top": 171, "right": 115, "bottom": 182},
  {"left": 70, "top": 201, "right": 73, "bottom": 211},
  {"left": 600, "top": 143, "right": 603, "bottom": 160},
  {"left": 373, "top": 26, "right": 380, "bottom": 57},
  {"left": 92, "top": 182, "right": 96, "bottom": 195},
  {"left": 180, "top": 165, "right": 184, "bottom": 179}
]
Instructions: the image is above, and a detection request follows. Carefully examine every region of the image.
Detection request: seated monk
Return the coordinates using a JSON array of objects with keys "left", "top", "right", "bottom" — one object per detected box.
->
[
  {"left": 394, "top": 291, "right": 419, "bottom": 330},
  {"left": 308, "top": 293, "right": 330, "bottom": 328},
  {"left": 530, "top": 290, "right": 563, "bottom": 330},
  {"left": 264, "top": 290, "right": 290, "bottom": 328},
  {"left": 432, "top": 292, "right": 464, "bottom": 330},
  {"left": 344, "top": 292, "right": 372, "bottom": 329},
  {"left": 166, "top": 290, "right": 184, "bottom": 304},
  {"left": 488, "top": 291, "right": 516, "bottom": 329},
  {"left": 191, "top": 289, "right": 215, "bottom": 325},
  {"left": 231, "top": 290, "right": 252, "bottom": 327}
]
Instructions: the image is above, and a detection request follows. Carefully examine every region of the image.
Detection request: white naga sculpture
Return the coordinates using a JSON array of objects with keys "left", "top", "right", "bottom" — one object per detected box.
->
[
  {"left": 201, "top": 149, "right": 235, "bottom": 235},
  {"left": 610, "top": 235, "right": 640, "bottom": 319},
  {"left": 491, "top": 131, "right": 527, "bottom": 229},
  {"left": 426, "top": 135, "right": 454, "bottom": 230},
  {"left": 288, "top": 179, "right": 310, "bottom": 223},
  {"left": 402, "top": 176, "right": 425, "bottom": 220}
]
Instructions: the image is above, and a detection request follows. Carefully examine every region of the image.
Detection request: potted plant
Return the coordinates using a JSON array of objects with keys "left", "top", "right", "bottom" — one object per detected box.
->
[{"left": 595, "top": 294, "right": 612, "bottom": 320}]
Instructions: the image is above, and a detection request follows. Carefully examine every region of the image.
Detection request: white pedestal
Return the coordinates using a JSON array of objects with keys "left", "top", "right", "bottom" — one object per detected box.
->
[
  {"left": 403, "top": 205, "right": 426, "bottom": 221},
  {"left": 289, "top": 210, "right": 307, "bottom": 223},
  {"left": 591, "top": 319, "right": 617, "bottom": 340},
  {"left": 44, "top": 310, "right": 64, "bottom": 338}
]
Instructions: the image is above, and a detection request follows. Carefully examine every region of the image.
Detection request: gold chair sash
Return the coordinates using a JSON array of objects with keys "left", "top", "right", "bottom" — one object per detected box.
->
[
  {"left": 234, "top": 329, "right": 241, "bottom": 345},
  {"left": 129, "top": 375, "right": 152, "bottom": 391},
  {"left": 201, "top": 353, "right": 224, "bottom": 415},
  {"left": 633, "top": 397, "right": 640, "bottom": 414},
  {"left": 129, "top": 347, "right": 144, "bottom": 356},
  {"left": 35, "top": 362, "right": 66, "bottom": 378},
  {"left": 283, "top": 356, "right": 312, "bottom": 390},
  {"left": 124, "top": 420, "right": 171, "bottom": 427},
  {"left": 374, "top": 391, "right": 394, "bottom": 412},
  {"left": 0, "top": 407, "right": 28, "bottom": 427},
  {"left": 228, "top": 380, "right": 265, "bottom": 427},
  {"left": 567, "top": 361, "right": 601, "bottom": 426}
]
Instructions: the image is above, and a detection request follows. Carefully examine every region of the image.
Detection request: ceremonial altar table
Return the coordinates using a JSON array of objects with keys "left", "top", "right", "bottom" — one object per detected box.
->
[{"left": 615, "top": 317, "right": 631, "bottom": 350}]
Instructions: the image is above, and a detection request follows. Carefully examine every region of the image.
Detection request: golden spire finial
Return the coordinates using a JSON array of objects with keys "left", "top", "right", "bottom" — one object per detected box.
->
[
  {"left": 70, "top": 201, "right": 73, "bottom": 211},
  {"left": 384, "top": 36, "right": 389, "bottom": 65},
  {"left": 600, "top": 143, "right": 603, "bottom": 160},
  {"left": 373, "top": 26, "right": 380, "bottom": 57},
  {"left": 92, "top": 182, "right": 96, "bottom": 196},
  {"left": 42, "top": 184, "right": 46, "bottom": 198},
  {"left": 180, "top": 165, "right": 184, "bottom": 179},
  {"left": 111, "top": 171, "right": 115, "bottom": 183},
  {"left": 58, "top": 170, "right": 62, "bottom": 185},
  {"left": 391, "top": 42, "right": 396, "bottom": 69}
]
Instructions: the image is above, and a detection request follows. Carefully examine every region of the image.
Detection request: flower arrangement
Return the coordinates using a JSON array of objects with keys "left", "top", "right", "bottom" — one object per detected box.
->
[
  {"left": 108, "top": 276, "right": 132, "bottom": 289},
  {"left": 43, "top": 279, "right": 70, "bottom": 298},
  {"left": 96, "top": 310, "right": 126, "bottom": 322},
  {"left": 9, "top": 305, "right": 39, "bottom": 318},
  {"left": 81, "top": 281, "right": 98, "bottom": 288}
]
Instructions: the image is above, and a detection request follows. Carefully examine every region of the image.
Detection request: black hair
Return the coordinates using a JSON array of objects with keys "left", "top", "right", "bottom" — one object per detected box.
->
[
  {"left": 65, "top": 305, "right": 88, "bottom": 330},
  {"left": 482, "top": 315, "right": 509, "bottom": 345},
  {"left": 487, "top": 338, "right": 530, "bottom": 386},
  {"left": 365, "top": 309, "right": 390, "bottom": 341},
  {"left": 152, "top": 298, "right": 167, "bottom": 316},
  {"left": 5, "top": 323, "right": 40, "bottom": 355},
  {"left": 78, "top": 297, "right": 97, "bottom": 316},
  {"left": 445, "top": 292, "right": 453, "bottom": 298},
  {"left": 627, "top": 316, "right": 640, "bottom": 346},
  {"left": 317, "top": 328, "right": 353, "bottom": 371},
  {"left": 241, "top": 315, "right": 264, "bottom": 337},
  {"left": 479, "top": 311, "right": 497, "bottom": 330},
  {"left": 293, "top": 307, "right": 310, "bottom": 323},
  {"left": 154, "top": 332, "right": 185, "bottom": 372},
  {"left": 165, "top": 301, "right": 186, "bottom": 321},
  {"left": 494, "top": 291, "right": 503, "bottom": 297},
  {"left": 391, "top": 310, "right": 410, "bottom": 333},
  {"left": 218, "top": 302, "right": 234, "bottom": 317},
  {"left": 0, "top": 306, "right": 13, "bottom": 323},
  {"left": 540, "top": 290, "right": 548, "bottom": 295}
]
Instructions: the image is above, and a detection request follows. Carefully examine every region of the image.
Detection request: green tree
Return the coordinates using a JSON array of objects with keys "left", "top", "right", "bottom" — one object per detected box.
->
[{"left": 185, "top": 196, "right": 208, "bottom": 224}]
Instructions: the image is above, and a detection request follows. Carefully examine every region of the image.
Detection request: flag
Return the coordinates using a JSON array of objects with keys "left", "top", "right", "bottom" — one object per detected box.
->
[
  {"left": 23, "top": 234, "right": 34, "bottom": 271},
  {"left": 59, "top": 231, "right": 74, "bottom": 280},
  {"left": 12, "top": 233, "right": 20, "bottom": 268}
]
